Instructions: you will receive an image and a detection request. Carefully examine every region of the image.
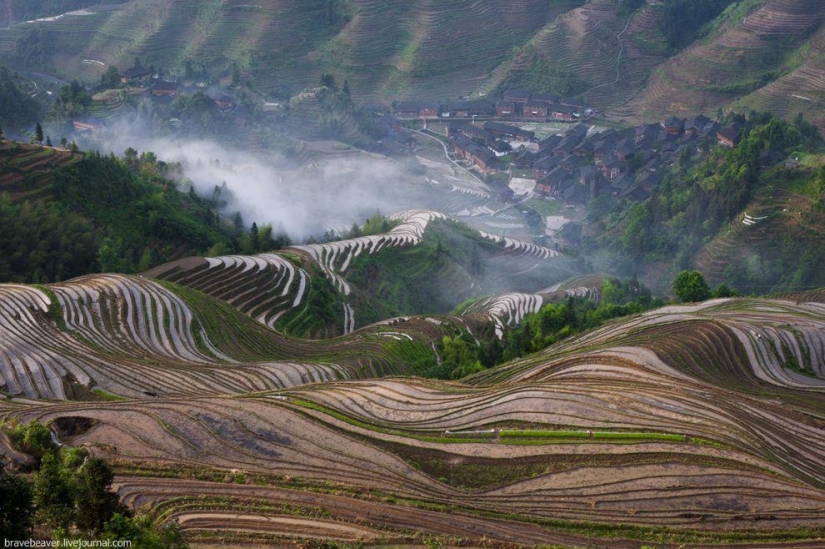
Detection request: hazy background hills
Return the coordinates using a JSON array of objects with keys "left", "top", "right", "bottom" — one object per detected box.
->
[{"left": 2, "top": 0, "right": 825, "bottom": 129}]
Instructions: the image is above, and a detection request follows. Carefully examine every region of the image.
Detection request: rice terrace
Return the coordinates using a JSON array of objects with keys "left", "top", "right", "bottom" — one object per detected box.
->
[{"left": 1, "top": 0, "right": 825, "bottom": 548}]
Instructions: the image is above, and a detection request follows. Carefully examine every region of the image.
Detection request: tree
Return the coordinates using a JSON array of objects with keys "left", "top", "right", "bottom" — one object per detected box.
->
[
  {"left": 101, "top": 66, "right": 121, "bottom": 89},
  {"left": 33, "top": 452, "right": 75, "bottom": 530},
  {"left": 712, "top": 283, "right": 738, "bottom": 298},
  {"left": 0, "top": 455, "right": 33, "bottom": 541},
  {"left": 35, "top": 122, "right": 43, "bottom": 144},
  {"left": 672, "top": 270, "right": 711, "bottom": 302},
  {"left": 75, "top": 458, "right": 128, "bottom": 534}
]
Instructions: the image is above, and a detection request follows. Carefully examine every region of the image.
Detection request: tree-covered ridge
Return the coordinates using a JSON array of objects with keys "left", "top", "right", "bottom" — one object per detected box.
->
[
  {"left": 0, "top": 67, "right": 41, "bottom": 133},
  {"left": 660, "top": 0, "right": 739, "bottom": 52},
  {"left": 0, "top": 143, "right": 278, "bottom": 283},
  {"left": 604, "top": 112, "right": 825, "bottom": 294}
]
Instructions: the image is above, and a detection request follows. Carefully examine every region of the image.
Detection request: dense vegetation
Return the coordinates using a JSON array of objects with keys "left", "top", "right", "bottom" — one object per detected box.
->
[
  {"left": 596, "top": 112, "right": 825, "bottom": 294},
  {"left": 0, "top": 144, "right": 281, "bottom": 283},
  {"left": 1, "top": 420, "right": 186, "bottom": 547},
  {"left": 427, "top": 278, "right": 660, "bottom": 379},
  {"left": 660, "top": 0, "right": 739, "bottom": 52},
  {"left": 500, "top": 48, "right": 590, "bottom": 98},
  {"left": 0, "top": 68, "right": 41, "bottom": 134}
]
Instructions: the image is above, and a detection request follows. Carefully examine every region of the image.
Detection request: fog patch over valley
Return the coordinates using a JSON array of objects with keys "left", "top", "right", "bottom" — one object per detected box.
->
[{"left": 94, "top": 132, "right": 423, "bottom": 240}]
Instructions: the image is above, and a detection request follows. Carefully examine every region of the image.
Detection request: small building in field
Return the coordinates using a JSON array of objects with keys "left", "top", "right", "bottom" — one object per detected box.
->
[
  {"left": 214, "top": 95, "right": 236, "bottom": 112},
  {"left": 151, "top": 80, "right": 180, "bottom": 97},
  {"left": 119, "top": 67, "right": 151, "bottom": 84}
]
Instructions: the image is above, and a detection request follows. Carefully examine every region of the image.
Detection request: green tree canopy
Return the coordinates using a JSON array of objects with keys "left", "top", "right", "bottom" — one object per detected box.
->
[{"left": 672, "top": 270, "right": 711, "bottom": 302}]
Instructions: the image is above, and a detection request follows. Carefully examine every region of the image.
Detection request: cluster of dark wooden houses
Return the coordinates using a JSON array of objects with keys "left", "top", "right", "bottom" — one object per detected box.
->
[
  {"left": 448, "top": 114, "right": 755, "bottom": 205},
  {"left": 394, "top": 89, "right": 588, "bottom": 122},
  {"left": 71, "top": 69, "right": 239, "bottom": 133}
]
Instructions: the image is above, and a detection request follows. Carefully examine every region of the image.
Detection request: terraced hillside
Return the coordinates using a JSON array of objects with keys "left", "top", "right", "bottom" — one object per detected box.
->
[
  {"left": 0, "top": 0, "right": 581, "bottom": 101},
  {"left": 0, "top": 142, "right": 81, "bottom": 202},
  {"left": 0, "top": 211, "right": 574, "bottom": 399},
  {"left": 619, "top": 0, "right": 825, "bottom": 126},
  {"left": 6, "top": 0, "right": 825, "bottom": 126},
  {"left": 2, "top": 294, "right": 824, "bottom": 546},
  {"left": 147, "top": 210, "right": 572, "bottom": 335},
  {"left": 2, "top": 205, "right": 824, "bottom": 544}
]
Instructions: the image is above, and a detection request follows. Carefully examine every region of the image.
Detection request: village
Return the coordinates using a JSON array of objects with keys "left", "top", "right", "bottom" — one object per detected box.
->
[
  {"left": 70, "top": 63, "right": 242, "bottom": 134},
  {"left": 390, "top": 89, "right": 757, "bottom": 210}
]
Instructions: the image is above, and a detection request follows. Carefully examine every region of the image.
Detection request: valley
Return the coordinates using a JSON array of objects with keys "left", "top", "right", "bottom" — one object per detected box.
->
[{"left": 1, "top": 1, "right": 825, "bottom": 548}]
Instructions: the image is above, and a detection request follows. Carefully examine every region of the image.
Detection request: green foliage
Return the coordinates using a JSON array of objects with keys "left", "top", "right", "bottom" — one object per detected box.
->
[
  {"left": 711, "top": 283, "right": 738, "bottom": 298},
  {"left": 5, "top": 419, "right": 184, "bottom": 545},
  {"left": 50, "top": 80, "right": 92, "bottom": 121},
  {"left": 0, "top": 67, "right": 41, "bottom": 132},
  {"left": 0, "top": 454, "right": 34, "bottom": 540},
  {"left": 6, "top": 419, "right": 57, "bottom": 463},
  {"left": 425, "top": 279, "right": 653, "bottom": 379},
  {"left": 103, "top": 513, "right": 187, "bottom": 549},
  {"left": 52, "top": 151, "right": 237, "bottom": 274},
  {"left": 595, "top": 112, "right": 824, "bottom": 292},
  {"left": 501, "top": 48, "right": 588, "bottom": 97},
  {"left": 75, "top": 457, "right": 129, "bottom": 534},
  {"left": 100, "top": 66, "right": 121, "bottom": 89},
  {"left": 33, "top": 451, "right": 76, "bottom": 530},
  {"left": 660, "top": 0, "right": 737, "bottom": 52},
  {"left": 0, "top": 191, "right": 100, "bottom": 283},
  {"left": 672, "top": 270, "right": 711, "bottom": 302}
]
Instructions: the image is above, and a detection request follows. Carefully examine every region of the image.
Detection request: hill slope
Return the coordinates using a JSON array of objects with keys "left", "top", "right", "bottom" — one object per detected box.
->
[
  {"left": 2, "top": 295, "right": 824, "bottom": 546},
  {"left": 5, "top": 0, "right": 825, "bottom": 127}
]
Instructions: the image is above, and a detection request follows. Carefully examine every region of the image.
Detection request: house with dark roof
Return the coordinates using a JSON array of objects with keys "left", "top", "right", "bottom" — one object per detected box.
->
[
  {"left": 483, "top": 121, "right": 535, "bottom": 141},
  {"left": 538, "top": 134, "right": 562, "bottom": 152},
  {"left": 717, "top": 123, "right": 743, "bottom": 148},
  {"left": 512, "top": 150, "right": 535, "bottom": 169},
  {"left": 451, "top": 135, "right": 499, "bottom": 173},
  {"left": 602, "top": 157, "right": 624, "bottom": 181},
  {"left": 684, "top": 114, "right": 711, "bottom": 136},
  {"left": 444, "top": 100, "right": 493, "bottom": 118},
  {"left": 549, "top": 103, "right": 576, "bottom": 122},
  {"left": 496, "top": 100, "right": 518, "bottom": 117},
  {"left": 566, "top": 124, "right": 590, "bottom": 138},
  {"left": 661, "top": 116, "right": 684, "bottom": 135},
  {"left": 553, "top": 135, "right": 581, "bottom": 157},
  {"left": 535, "top": 166, "right": 569, "bottom": 197},
  {"left": 151, "top": 80, "right": 179, "bottom": 97},
  {"left": 488, "top": 139, "right": 512, "bottom": 157},
  {"left": 524, "top": 100, "right": 548, "bottom": 119},
  {"left": 533, "top": 155, "right": 560, "bottom": 178},
  {"left": 395, "top": 101, "right": 440, "bottom": 118},
  {"left": 119, "top": 67, "right": 151, "bottom": 84},
  {"left": 448, "top": 122, "right": 494, "bottom": 144}
]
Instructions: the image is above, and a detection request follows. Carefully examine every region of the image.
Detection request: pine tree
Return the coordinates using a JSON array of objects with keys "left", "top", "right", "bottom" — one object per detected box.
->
[{"left": 35, "top": 122, "right": 43, "bottom": 144}]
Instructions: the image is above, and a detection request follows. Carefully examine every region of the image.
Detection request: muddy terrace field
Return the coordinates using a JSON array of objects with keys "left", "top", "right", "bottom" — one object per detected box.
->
[{"left": 1, "top": 216, "right": 825, "bottom": 547}]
